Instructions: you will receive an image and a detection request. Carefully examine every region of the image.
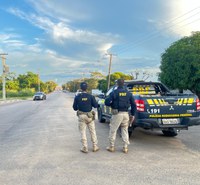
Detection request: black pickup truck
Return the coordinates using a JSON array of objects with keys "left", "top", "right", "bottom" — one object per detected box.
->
[{"left": 97, "top": 81, "right": 200, "bottom": 137}]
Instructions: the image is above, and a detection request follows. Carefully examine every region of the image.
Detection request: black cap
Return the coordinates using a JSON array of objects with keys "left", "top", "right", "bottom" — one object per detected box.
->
[
  {"left": 117, "top": 79, "right": 124, "bottom": 87},
  {"left": 80, "top": 82, "right": 88, "bottom": 91}
]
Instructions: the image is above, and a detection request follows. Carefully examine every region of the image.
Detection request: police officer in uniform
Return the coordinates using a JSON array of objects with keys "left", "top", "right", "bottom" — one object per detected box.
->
[
  {"left": 73, "top": 82, "right": 99, "bottom": 153},
  {"left": 105, "top": 79, "right": 136, "bottom": 153}
]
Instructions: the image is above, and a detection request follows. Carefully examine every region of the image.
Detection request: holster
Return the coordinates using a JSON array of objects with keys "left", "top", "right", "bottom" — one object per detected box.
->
[
  {"left": 87, "top": 111, "right": 95, "bottom": 120},
  {"left": 77, "top": 110, "right": 95, "bottom": 120},
  {"left": 112, "top": 109, "right": 118, "bottom": 115},
  {"left": 77, "top": 110, "right": 86, "bottom": 117},
  {"left": 91, "top": 111, "right": 95, "bottom": 120}
]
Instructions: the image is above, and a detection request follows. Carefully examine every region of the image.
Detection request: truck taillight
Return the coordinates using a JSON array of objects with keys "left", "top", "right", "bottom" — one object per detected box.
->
[
  {"left": 196, "top": 98, "right": 200, "bottom": 110},
  {"left": 135, "top": 99, "right": 145, "bottom": 112}
]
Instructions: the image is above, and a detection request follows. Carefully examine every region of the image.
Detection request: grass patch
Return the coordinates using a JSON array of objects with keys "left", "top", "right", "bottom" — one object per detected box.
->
[{"left": 0, "top": 89, "right": 35, "bottom": 100}]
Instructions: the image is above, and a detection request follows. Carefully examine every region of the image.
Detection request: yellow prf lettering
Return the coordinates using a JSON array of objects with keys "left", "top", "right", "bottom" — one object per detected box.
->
[
  {"left": 82, "top": 98, "right": 88, "bottom": 101},
  {"left": 119, "top": 92, "right": 127, "bottom": 96}
]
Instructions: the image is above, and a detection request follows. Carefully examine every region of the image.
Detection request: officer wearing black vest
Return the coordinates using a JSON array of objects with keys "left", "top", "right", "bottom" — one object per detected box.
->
[
  {"left": 73, "top": 82, "right": 99, "bottom": 153},
  {"left": 105, "top": 78, "right": 136, "bottom": 153}
]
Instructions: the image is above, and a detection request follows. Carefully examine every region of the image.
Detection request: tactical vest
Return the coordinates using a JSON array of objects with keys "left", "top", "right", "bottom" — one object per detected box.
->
[
  {"left": 76, "top": 93, "right": 92, "bottom": 112},
  {"left": 113, "top": 89, "right": 130, "bottom": 111}
]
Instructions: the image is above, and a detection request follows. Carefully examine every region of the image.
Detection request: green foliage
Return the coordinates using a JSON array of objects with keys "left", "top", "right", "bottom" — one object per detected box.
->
[
  {"left": 63, "top": 71, "right": 133, "bottom": 94},
  {"left": 64, "top": 78, "right": 99, "bottom": 93},
  {"left": 84, "top": 78, "right": 99, "bottom": 92},
  {"left": 97, "top": 79, "right": 107, "bottom": 93},
  {"left": 6, "top": 80, "right": 19, "bottom": 91},
  {"left": 109, "top": 72, "right": 133, "bottom": 86},
  {"left": 0, "top": 89, "right": 35, "bottom": 98},
  {"left": 90, "top": 71, "right": 106, "bottom": 79},
  {"left": 0, "top": 71, "right": 57, "bottom": 98},
  {"left": 17, "top": 72, "right": 39, "bottom": 90},
  {"left": 159, "top": 31, "right": 200, "bottom": 97},
  {"left": 45, "top": 81, "right": 57, "bottom": 92},
  {"left": 98, "top": 72, "right": 133, "bottom": 93},
  {"left": 65, "top": 79, "right": 81, "bottom": 92},
  {"left": 39, "top": 81, "right": 57, "bottom": 93}
]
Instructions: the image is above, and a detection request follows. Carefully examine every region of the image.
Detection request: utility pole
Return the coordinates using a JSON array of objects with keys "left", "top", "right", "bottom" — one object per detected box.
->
[
  {"left": 0, "top": 53, "right": 8, "bottom": 100},
  {"left": 38, "top": 69, "right": 40, "bottom": 92},
  {"left": 106, "top": 53, "right": 116, "bottom": 91}
]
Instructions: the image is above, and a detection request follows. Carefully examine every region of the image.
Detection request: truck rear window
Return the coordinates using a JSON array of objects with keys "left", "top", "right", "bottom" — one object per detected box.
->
[{"left": 127, "top": 84, "right": 160, "bottom": 95}]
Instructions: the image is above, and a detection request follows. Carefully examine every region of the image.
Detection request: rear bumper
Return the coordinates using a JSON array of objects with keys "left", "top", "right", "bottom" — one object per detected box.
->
[
  {"left": 33, "top": 96, "right": 43, "bottom": 100},
  {"left": 133, "top": 116, "right": 200, "bottom": 130},
  {"left": 133, "top": 110, "right": 200, "bottom": 129}
]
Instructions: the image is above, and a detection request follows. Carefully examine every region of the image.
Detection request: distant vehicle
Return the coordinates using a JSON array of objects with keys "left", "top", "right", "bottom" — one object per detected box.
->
[
  {"left": 97, "top": 80, "right": 200, "bottom": 137},
  {"left": 33, "top": 92, "right": 46, "bottom": 101}
]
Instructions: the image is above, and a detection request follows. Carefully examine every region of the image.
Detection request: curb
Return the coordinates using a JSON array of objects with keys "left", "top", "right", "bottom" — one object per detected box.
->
[{"left": 0, "top": 99, "right": 23, "bottom": 105}]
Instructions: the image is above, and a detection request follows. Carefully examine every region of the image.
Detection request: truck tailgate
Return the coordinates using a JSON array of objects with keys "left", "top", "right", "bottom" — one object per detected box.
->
[{"left": 137, "top": 95, "right": 200, "bottom": 119}]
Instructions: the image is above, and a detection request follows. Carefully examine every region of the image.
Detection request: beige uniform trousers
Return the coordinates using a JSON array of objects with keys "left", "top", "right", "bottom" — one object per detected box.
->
[
  {"left": 109, "top": 112, "right": 130, "bottom": 148},
  {"left": 78, "top": 114, "right": 98, "bottom": 148}
]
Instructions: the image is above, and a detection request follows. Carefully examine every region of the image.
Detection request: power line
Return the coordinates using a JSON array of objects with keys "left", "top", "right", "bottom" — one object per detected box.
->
[
  {"left": 114, "top": 7, "right": 200, "bottom": 54},
  {"left": 110, "top": 7, "right": 200, "bottom": 54},
  {"left": 118, "top": 16, "right": 200, "bottom": 55}
]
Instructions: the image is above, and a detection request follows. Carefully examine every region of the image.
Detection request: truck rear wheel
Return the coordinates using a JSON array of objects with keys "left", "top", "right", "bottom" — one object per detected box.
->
[
  {"left": 128, "top": 131, "right": 133, "bottom": 137},
  {"left": 162, "top": 128, "right": 178, "bottom": 137},
  {"left": 97, "top": 107, "right": 106, "bottom": 123}
]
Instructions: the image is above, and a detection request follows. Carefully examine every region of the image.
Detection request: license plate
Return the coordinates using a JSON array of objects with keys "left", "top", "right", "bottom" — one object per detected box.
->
[{"left": 162, "top": 118, "right": 180, "bottom": 124}]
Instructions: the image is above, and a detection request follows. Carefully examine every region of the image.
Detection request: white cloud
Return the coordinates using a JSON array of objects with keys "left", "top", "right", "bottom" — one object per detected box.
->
[
  {"left": 161, "top": 1, "right": 200, "bottom": 37},
  {"left": 7, "top": 7, "right": 119, "bottom": 56},
  {"left": 27, "top": 0, "right": 90, "bottom": 22},
  {"left": 4, "top": 0, "right": 182, "bottom": 84}
]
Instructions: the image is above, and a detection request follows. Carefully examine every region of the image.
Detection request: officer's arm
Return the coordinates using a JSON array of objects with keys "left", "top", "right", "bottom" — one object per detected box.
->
[
  {"left": 105, "top": 92, "right": 114, "bottom": 106},
  {"left": 73, "top": 97, "right": 78, "bottom": 111},
  {"left": 130, "top": 94, "right": 136, "bottom": 116},
  {"left": 91, "top": 95, "right": 98, "bottom": 108}
]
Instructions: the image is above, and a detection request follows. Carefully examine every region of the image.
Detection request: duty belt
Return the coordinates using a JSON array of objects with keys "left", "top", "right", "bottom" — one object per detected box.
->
[{"left": 77, "top": 110, "right": 95, "bottom": 120}]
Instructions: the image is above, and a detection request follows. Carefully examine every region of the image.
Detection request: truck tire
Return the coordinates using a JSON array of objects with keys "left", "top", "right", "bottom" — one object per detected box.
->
[
  {"left": 128, "top": 126, "right": 135, "bottom": 137},
  {"left": 97, "top": 107, "right": 106, "bottom": 123},
  {"left": 162, "top": 128, "right": 178, "bottom": 137},
  {"left": 128, "top": 131, "right": 133, "bottom": 137}
]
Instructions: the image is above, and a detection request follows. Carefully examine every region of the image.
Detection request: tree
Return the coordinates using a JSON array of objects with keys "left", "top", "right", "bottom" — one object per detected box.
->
[
  {"left": 6, "top": 80, "right": 19, "bottom": 91},
  {"left": 159, "top": 31, "right": 200, "bottom": 97},
  {"left": 84, "top": 78, "right": 99, "bottom": 92},
  {"left": 17, "top": 72, "right": 39, "bottom": 90},
  {"left": 97, "top": 79, "right": 107, "bottom": 93},
  {"left": 90, "top": 71, "right": 105, "bottom": 79},
  {"left": 45, "top": 81, "right": 57, "bottom": 93},
  {"left": 109, "top": 72, "right": 133, "bottom": 86},
  {"left": 98, "top": 72, "right": 133, "bottom": 93},
  {"left": 65, "top": 79, "right": 81, "bottom": 92},
  {"left": 64, "top": 78, "right": 99, "bottom": 93},
  {"left": 5, "top": 72, "right": 19, "bottom": 91}
]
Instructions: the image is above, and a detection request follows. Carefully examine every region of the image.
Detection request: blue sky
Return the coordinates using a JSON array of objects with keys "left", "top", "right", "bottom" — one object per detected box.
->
[{"left": 0, "top": 0, "right": 200, "bottom": 84}]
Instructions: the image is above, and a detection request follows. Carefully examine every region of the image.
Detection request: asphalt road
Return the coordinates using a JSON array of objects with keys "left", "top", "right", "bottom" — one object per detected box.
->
[{"left": 0, "top": 92, "right": 200, "bottom": 185}]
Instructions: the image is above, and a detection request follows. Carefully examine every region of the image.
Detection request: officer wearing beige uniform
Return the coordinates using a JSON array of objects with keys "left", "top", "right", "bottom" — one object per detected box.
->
[
  {"left": 73, "top": 82, "right": 99, "bottom": 153},
  {"left": 105, "top": 79, "right": 136, "bottom": 153}
]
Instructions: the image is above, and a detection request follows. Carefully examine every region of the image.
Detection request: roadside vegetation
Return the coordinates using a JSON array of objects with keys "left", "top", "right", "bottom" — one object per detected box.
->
[
  {"left": 62, "top": 71, "right": 133, "bottom": 94},
  {"left": 0, "top": 71, "right": 57, "bottom": 99},
  {"left": 159, "top": 31, "right": 200, "bottom": 98}
]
